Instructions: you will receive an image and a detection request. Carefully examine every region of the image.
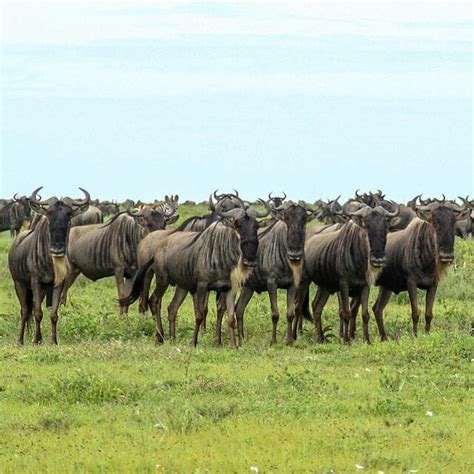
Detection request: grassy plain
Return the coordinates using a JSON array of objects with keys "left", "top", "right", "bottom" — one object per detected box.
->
[{"left": 0, "top": 206, "right": 472, "bottom": 473}]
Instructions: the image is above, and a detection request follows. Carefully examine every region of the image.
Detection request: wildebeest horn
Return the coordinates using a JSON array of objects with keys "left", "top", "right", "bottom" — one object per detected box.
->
[
  {"left": 457, "top": 196, "right": 471, "bottom": 210},
  {"left": 208, "top": 193, "right": 216, "bottom": 211},
  {"left": 329, "top": 198, "right": 342, "bottom": 215},
  {"left": 381, "top": 202, "right": 400, "bottom": 217},
  {"left": 30, "top": 186, "right": 44, "bottom": 204},
  {"left": 214, "top": 189, "right": 225, "bottom": 201},
  {"left": 215, "top": 204, "right": 246, "bottom": 220},
  {"left": 245, "top": 199, "right": 271, "bottom": 218},
  {"left": 71, "top": 188, "right": 90, "bottom": 207},
  {"left": 346, "top": 204, "right": 371, "bottom": 218},
  {"left": 407, "top": 194, "right": 422, "bottom": 209},
  {"left": 233, "top": 189, "right": 239, "bottom": 197},
  {"left": 268, "top": 192, "right": 274, "bottom": 200},
  {"left": 355, "top": 189, "right": 361, "bottom": 198}
]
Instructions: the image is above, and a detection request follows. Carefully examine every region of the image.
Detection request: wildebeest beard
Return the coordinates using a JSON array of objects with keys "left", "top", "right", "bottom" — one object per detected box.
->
[{"left": 52, "top": 256, "right": 70, "bottom": 287}]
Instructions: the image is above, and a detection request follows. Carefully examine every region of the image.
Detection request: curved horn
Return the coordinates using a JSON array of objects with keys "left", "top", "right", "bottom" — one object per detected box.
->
[
  {"left": 346, "top": 204, "right": 371, "bottom": 218},
  {"left": 382, "top": 201, "right": 400, "bottom": 218},
  {"left": 268, "top": 192, "right": 274, "bottom": 200},
  {"left": 355, "top": 189, "right": 362, "bottom": 199},
  {"left": 329, "top": 197, "right": 343, "bottom": 215},
  {"left": 233, "top": 189, "right": 239, "bottom": 197},
  {"left": 407, "top": 194, "right": 422, "bottom": 209},
  {"left": 215, "top": 201, "right": 246, "bottom": 220},
  {"left": 208, "top": 193, "right": 216, "bottom": 212},
  {"left": 71, "top": 187, "right": 90, "bottom": 207},
  {"left": 246, "top": 199, "right": 271, "bottom": 218},
  {"left": 214, "top": 189, "right": 224, "bottom": 201},
  {"left": 30, "top": 186, "right": 44, "bottom": 204}
]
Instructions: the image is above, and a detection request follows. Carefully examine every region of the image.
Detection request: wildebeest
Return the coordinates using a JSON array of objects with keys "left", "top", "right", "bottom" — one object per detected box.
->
[
  {"left": 295, "top": 201, "right": 400, "bottom": 343},
  {"left": 0, "top": 200, "right": 24, "bottom": 237},
  {"left": 135, "top": 192, "right": 241, "bottom": 315},
  {"left": 95, "top": 201, "right": 120, "bottom": 218},
  {"left": 71, "top": 205, "right": 104, "bottom": 227},
  {"left": 63, "top": 203, "right": 178, "bottom": 314},
  {"left": 8, "top": 187, "right": 90, "bottom": 344},
  {"left": 229, "top": 199, "right": 315, "bottom": 346},
  {"left": 454, "top": 196, "right": 472, "bottom": 239},
  {"left": 267, "top": 192, "right": 287, "bottom": 209},
  {"left": 0, "top": 192, "right": 33, "bottom": 236},
  {"left": 120, "top": 197, "right": 268, "bottom": 347},
  {"left": 372, "top": 196, "right": 471, "bottom": 340}
]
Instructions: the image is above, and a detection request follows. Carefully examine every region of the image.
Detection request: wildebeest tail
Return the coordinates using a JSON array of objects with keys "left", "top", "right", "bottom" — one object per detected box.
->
[
  {"left": 302, "top": 288, "right": 312, "bottom": 321},
  {"left": 119, "top": 258, "right": 154, "bottom": 306},
  {"left": 46, "top": 287, "right": 53, "bottom": 307},
  {"left": 25, "top": 288, "right": 33, "bottom": 334}
]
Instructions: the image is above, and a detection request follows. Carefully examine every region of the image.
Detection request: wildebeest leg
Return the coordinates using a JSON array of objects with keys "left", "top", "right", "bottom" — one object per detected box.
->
[
  {"left": 286, "top": 285, "right": 297, "bottom": 346},
  {"left": 59, "top": 269, "right": 80, "bottom": 306},
  {"left": 337, "top": 293, "right": 344, "bottom": 339},
  {"left": 149, "top": 282, "right": 167, "bottom": 344},
  {"left": 224, "top": 290, "right": 238, "bottom": 348},
  {"left": 138, "top": 269, "right": 154, "bottom": 315},
  {"left": 359, "top": 287, "right": 370, "bottom": 343},
  {"left": 268, "top": 280, "right": 280, "bottom": 345},
  {"left": 167, "top": 287, "right": 188, "bottom": 340},
  {"left": 293, "top": 284, "right": 309, "bottom": 340},
  {"left": 121, "top": 277, "right": 135, "bottom": 315},
  {"left": 407, "top": 278, "right": 419, "bottom": 336},
  {"left": 201, "top": 292, "right": 210, "bottom": 332},
  {"left": 191, "top": 284, "right": 208, "bottom": 347},
  {"left": 214, "top": 292, "right": 227, "bottom": 346},
  {"left": 312, "top": 288, "right": 330, "bottom": 343},
  {"left": 372, "top": 287, "right": 391, "bottom": 341},
  {"left": 234, "top": 287, "right": 254, "bottom": 346},
  {"left": 349, "top": 297, "right": 361, "bottom": 339},
  {"left": 50, "top": 285, "right": 63, "bottom": 345},
  {"left": 31, "top": 280, "right": 45, "bottom": 344},
  {"left": 114, "top": 270, "right": 128, "bottom": 315},
  {"left": 424, "top": 284, "right": 438, "bottom": 334},
  {"left": 14, "top": 282, "right": 29, "bottom": 345},
  {"left": 339, "top": 282, "right": 351, "bottom": 343}
]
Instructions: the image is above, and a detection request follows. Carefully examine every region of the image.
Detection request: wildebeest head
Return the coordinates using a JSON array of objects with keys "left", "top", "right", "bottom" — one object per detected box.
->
[
  {"left": 129, "top": 201, "right": 178, "bottom": 232},
  {"left": 267, "top": 191, "right": 287, "bottom": 210},
  {"left": 265, "top": 199, "right": 315, "bottom": 262},
  {"left": 342, "top": 202, "right": 400, "bottom": 267},
  {"left": 13, "top": 194, "right": 32, "bottom": 219},
  {"left": 413, "top": 195, "right": 470, "bottom": 263},
  {"left": 215, "top": 194, "right": 269, "bottom": 267},
  {"left": 29, "top": 187, "right": 90, "bottom": 257}
]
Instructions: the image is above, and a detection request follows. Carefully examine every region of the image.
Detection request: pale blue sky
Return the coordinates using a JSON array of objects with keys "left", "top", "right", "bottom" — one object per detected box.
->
[{"left": 1, "top": 1, "right": 472, "bottom": 202}]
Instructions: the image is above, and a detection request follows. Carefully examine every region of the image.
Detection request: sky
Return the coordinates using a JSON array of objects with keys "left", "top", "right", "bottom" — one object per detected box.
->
[{"left": 1, "top": 0, "right": 472, "bottom": 203}]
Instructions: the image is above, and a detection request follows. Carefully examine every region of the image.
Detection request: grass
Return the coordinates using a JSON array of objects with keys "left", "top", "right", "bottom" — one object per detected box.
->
[{"left": 0, "top": 207, "right": 473, "bottom": 473}]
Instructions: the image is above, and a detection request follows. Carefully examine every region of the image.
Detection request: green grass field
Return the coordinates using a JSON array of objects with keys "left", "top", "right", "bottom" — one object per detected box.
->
[{"left": 0, "top": 207, "right": 473, "bottom": 473}]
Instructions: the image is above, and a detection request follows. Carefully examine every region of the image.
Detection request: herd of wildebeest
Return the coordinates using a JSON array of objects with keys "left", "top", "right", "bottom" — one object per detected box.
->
[{"left": 1, "top": 188, "right": 473, "bottom": 347}]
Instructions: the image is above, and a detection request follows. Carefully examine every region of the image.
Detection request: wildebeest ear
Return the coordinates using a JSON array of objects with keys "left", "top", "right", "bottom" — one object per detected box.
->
[
  {"left": 350, "top": 215, "right": 367, "bottom": 228},
  {"left": 29, "top": 201, "right": 49, "bottom": 216},
  {"left": 388, "top": 216, "right": 401, "bottom": 227},
  {"left": 455, "top": 208, "right": 471, "bottom": 221},
  {"left": 72, "top": 203, "right": 89, "bottom": 216},
  {"left": 415, "top": 208, "right": 432, "bottom": 222}
]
